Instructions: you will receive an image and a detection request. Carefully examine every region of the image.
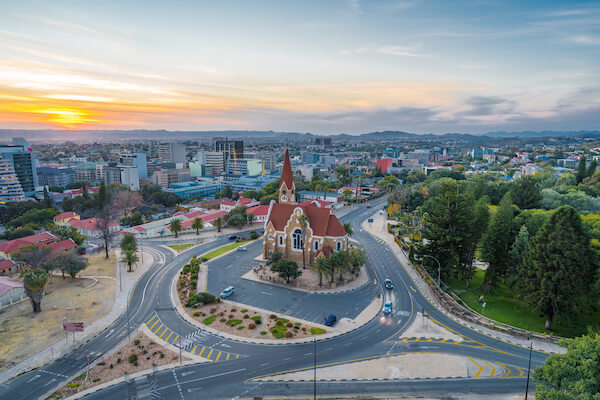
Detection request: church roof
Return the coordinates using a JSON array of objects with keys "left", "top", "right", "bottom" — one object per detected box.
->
[
  {"left": 280, "top": 147, "right": 294, "bottom": 190},
  {"left": 267, "top": 203, "right": 347, "bottom": 237}
]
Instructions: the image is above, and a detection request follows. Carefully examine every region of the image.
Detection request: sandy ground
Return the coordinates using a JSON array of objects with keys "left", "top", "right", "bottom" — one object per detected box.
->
[
  {"left": 0, "top": 252, "right": 116, "bottom": 372},
  {"left": 400, "top": 313, "right": 463, "bottom": 342},
  {"left": 51, "top": 330, "right": 189, "bottom": 399},
  {"left": 185, "top": 301, "right": 328, "bottom": 340},
  {"left": 256, "top": 353, "right": 486, "bottom": 381}
]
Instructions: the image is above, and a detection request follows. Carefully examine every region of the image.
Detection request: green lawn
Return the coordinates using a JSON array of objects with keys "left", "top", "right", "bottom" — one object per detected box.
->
[
  {"left": 202, "top": 240, "right": 249, "bottom": 260},
  {"left": 447, "top": 269, "right": 600, "bottom": 338},
  {"left": 168, "top": 243, "right": 196, "bottom": 252}
]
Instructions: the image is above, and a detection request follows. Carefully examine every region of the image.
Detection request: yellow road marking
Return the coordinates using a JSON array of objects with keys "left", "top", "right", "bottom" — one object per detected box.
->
[
  {"left": 149, "top": 320, "right": 159, "bottom": 330},
  {"left": 215, "top": 351, "right": 222, "bottom": 362},
  {"left": 236, "top": 355, "right": 239, "bottom": 359},
  {"left": 497, "top": 362, "right": 511, "bottom": 377},
  {"left": 174, "top": 335, "right": 179, "bottom": 342},
  {"left": 514, "top": 366, "right": 525, "bottom": 377},
  {"left": 469, "top": 357, "right": 483, "bottom": 378},
  {"left": 484, "top": 361, "right": 496, "bottom": 377},
  {"left": 192, "top": 345, "right": 198, "bottom": 354},
  {"left": 414, "top": 338, "right": 420, "bottom": 342},
  {"left": 159, "top": 327, "right": 168, "bottom": 338},
  {"left": 402, "top": 338, "right": 408, "bottom": 342},
  {"left": 426, "top": 338, "right": 433, "bottom": 342},
  {"left": 226, "top": 353, "right": 230, "bottom": 360},
  {"left": 146, "top": 315, "right": 156, "bottom": 325},
  {"left": 207, "top": 349, "right": 214, "bottom": 359},
  {"left": 410, "top": 286, "right": 416, "bottom": 292},
  {"left": 198, "top": 347, "right": 206, "bottom": 357},
  {"left": 165, "top": 332, "right": 173, "bottom": 342},
  {"left": 153, "top": 324, "right": 163, "bottom": 334}
]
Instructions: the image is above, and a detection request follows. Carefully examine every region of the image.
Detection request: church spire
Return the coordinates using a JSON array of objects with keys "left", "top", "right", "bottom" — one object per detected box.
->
[{"left": 279, "top": 146, "right": 295, "bottom": 204}]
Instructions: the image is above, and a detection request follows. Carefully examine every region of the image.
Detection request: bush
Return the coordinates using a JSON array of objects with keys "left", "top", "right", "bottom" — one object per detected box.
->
[
  {"left": 117, "top": 358, "right": 121, "bottom": 364},
  {"left": 226, "top": 319, "right": 243, "bottom": 326},
  {"left": 231, "top": 308, "right": 237, "bottom": 312},
  {"left": 276, "top": 318, "right": 289, "bottom": 323},
  {"left": 285, "top": 331, "right": 293, "bottom": 338},
  {"left": 193, "top": 310, "right": 202, "bottom": 316},
  {"left": 159, "top": 353, "right": 165, "bottom": 358},
  {"left": 237, "top": 326, "right": 244, "bottom": 330},
  {"left": 220, "top": 318, "right": 226, "bottom": 322},
  {"left": 229, "top": 314, "right": 234, "bottom": 318},
  {"left": 250, "top": 316, "right": 262, "bottom": 324},
  {"left": 128, "top": 354, "right": 138, "bottom": 364},
  {"left": 270, "top": 325, "right": 286, "bottom": 339},
  {"left": 243, "top": 314, "right": 249, "bottom": 319},
  {"left": 202, "top": 315, "right": 217, "bottom": 325},
  {"left": 210, "top": 307, "right": 217, "bottom": 313},
  {"left": 134, "top": 339, "right": 140, "bottom": 346},
  {"left": 201, "top": 257, "right": 208, "bottom": 262},
  {"left": 248, "top": 323, "right": 256, "bottom": 329},
  {"left": 109, "top": 364, "right": 114, "bottom": 369},
  {"left": 97, "top": 362, "right": 105, "bottom": 366},
  {"left": 301, "top": 327, "right": 307, "bottom": 332},
  {"left": 260, "top": 331, "right": 268, "bottom": 335},
  {"left": 190, "top": 280, "right": 197, "bottom": 288},
  {"left": 178, "top": 279, "right": 186, "bottom": 287},
  {"left": 133, "top": 361, "right": 138, "bottom": 366},
  {"left": 286, "top": 322, "right": 293, "bottom": 328},
  {"left": 240, "top": 309, "right": 248, "bottom": 313},
  {"left": 186, "top": 292, "right": 218, "bottom": 307},
  {"left": 249, "top": 230, "right": 259, "bottom": 240},
  {"left": 182, "top": 265, "right": 191, "bottom": 274},
  {"left": 276, "top": 320, "right": 283, "bottom": 326},
  {"left": 269, "top": 314, "right": 277, "bottom": 319}
]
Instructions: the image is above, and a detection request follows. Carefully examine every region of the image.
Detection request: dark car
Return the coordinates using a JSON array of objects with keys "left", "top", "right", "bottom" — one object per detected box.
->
[
  {"left": 384, "top": 279, "right": 394, "bottom": 289},
  {"left": 228, "top": 234, "right": 238, "bottom": 240},
  {"left": 324, "top": 314, "right": 337, "bottom": 326}
]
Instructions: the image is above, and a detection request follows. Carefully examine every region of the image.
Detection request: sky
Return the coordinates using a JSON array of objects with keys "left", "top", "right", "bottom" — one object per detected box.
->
[{"left": 0, "top": 0, "right": 599, "bottom": 134}]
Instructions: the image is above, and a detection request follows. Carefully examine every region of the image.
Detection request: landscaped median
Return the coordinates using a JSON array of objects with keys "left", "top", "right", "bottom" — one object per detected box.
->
[
  {"left": 200, "top": 240, "right": 249, "bottom": 261},
  {"left": 167, "top": 243, "right": 197, "bottom": 252}
]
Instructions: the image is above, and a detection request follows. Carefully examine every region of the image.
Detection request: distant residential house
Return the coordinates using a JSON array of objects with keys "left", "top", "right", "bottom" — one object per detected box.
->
[
  {"left": 246, "top": 205, "right": 269, "bottom": 223},
  {"left": 0, "top": 260, "right": 16, "bottom": 276},
  {"left": 219, "top": 200, "right": 237, "bottom": 212},
  {"left": 0, "top": 276, "right": 25, "bottom": 308},
  {"left": 48, "top": 238, "right": 78, "bottom": 252},
  {"left": 298, "top": 190, "right": 344, "bottom": 209},
  {"left": 54, "top": 211, "right": 80, "bottom": 226},
  {"left": 69, "top": 218, "right": 120, "bottom": 238},
  {"left": 220, "top": 197, "right": 259, "bottom": 212},
  {"left": 0, "top": 232, "right": 57, "bottom": 258},
  {"left": 170, "top": 210, "right": 228, "bottom": 232}
]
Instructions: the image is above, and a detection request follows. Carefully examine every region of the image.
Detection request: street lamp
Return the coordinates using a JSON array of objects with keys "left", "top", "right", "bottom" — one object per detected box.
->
[
  {"left": 421, "top": 254, "right": 441, "bottom": 286},
  {"left": 525, "top": 333, "right": 533, "bottom": 400}
]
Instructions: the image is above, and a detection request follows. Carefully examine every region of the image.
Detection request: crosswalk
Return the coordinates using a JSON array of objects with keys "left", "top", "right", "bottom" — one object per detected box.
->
[{"left": 145, "top": 314, "right": 241, "bottom": 362}]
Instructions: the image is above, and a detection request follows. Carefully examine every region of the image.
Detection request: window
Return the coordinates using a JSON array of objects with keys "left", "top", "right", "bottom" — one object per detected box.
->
[
  {"left": 292, "top": 229, "right": 303, "bottom": 250},
  {"left": 336, "top": 241, "right": 342, "bottom": 251},
  {"left": 278, "top": 236, "right": 283, "bottom": 246},
  {"left": 314, "top": 241, "right": 319, "bottom": 251}
]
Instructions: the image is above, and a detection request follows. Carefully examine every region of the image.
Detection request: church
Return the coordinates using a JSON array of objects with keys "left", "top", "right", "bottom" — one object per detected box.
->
[{"left": 263, "top": 148, "right": 348, "bottom": 266}]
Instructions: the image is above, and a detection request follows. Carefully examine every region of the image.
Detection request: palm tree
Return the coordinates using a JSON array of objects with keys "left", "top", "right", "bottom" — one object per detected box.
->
[
  {"left": 334, "top": 250, "right": 351, "bottom": 281},
  {"left": 311, "top": 257, "right": 328, "bottom": 287},
  {"left": 213, "top": 216, "right": 223, "bottom": 232},
  {"left": 20, "top": 268, "right": 49, "bottom": 313},
  {"left": 191, "top": 217, "right": 204, "bottom": 235},
  {"left": 120, "top": 234, "right": 138, "bottom": 254},
  {"left": 121, "top": 250, "right": 139, "bottom": 272},
  {"left": 298, "top": 213, "right": 309, "bottom": 269},
  {"left": 169, "top": 218, "right": 182, "bottom": 238},
  {"left": 343, "top": 222, "right": 354, "bottom": 237},
  {"left": 348, "top": 247, "right": 367, "bottom": 274}
]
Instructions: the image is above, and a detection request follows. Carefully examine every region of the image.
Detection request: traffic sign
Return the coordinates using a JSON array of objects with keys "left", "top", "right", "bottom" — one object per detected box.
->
[{"left": 63, "top": 322, "right": 84, "bottom": 332}]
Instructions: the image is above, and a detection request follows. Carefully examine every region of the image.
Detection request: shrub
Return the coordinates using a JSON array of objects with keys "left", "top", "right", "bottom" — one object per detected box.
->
[
  {"left": 237, "top": 326, "right": 244, "bottom": 330},
  {"left": 243, "top": 314, "right": 249, "bottom": 319},
  {"left": 190, "top": 280, "right": 197, "bottom": 288},
  {"left": 93, "top": 378, "right": 100, "bottom": 383},
  {"left": 133, "top": 361, "right": 139, "bottom": 367},
  {"left": 269, "top": 314, "right": 277, "bottom": 319},
  {"left": 202, "top": 315, "right": 217, "bottom": 325},
  {"left": 301, "top": 327, "right": 307, "bottom": 332},
  {"left": 248, "top": 323, "right": 256, "bottom": 329},
  {"left": 249, "top": 230, "right": 259, "bottom": 240},
  {"left": 134, "top": 339, "right": 140, "bottom": 346},
  {"left": 187, "top": 292, "right": 218, "bottom": 308},
  {"left": 201, "top": 256, "right": 208, "bottom": 262},
  {"left": 210, "top": 307, "right": 217, "bottom": 313},
  {"left": 250, "top": 316, "right": 262, "bottom": 324},
  {"left": 219, "top": 312, "right": 224, "bottom": 317},
  {"left": 220, "top": 318, "right": 226, "bottom": 322},
  {"left": 286, "top": 322, "right": 293, "bottom": 328},
  {"left": 160, "top": 353, "right": 165, "bottom": 358},
  {"left": 109, "top": 364, "right": 114, "bottom": 369},
  {"left": 260, "top": 331, "right": 268, "bottom": 335},
  {"left": 128, "top": 354, "right": 138, "bottom": 364},
  {"left": 270, "top": 325, "right": 286, "bottom": 339},
  {"left": 143, "top": 350, "right": 148, "bottom": 354},
  {"left": 193, "top": 310, "right": 202, "bottom": 316},
  {"left": 178, "top": 279, "right": 186, "bottom": 287},
  {"left": 229, "top": 314, "right": 234, "bottom": 318},
  {"left": 310, "top": 327, "right": 326, "bottom": 334},
  {"left": 97, "top": 362, "right": 105, "bottom": 366},
  {"left": 117, "top": 358, "right": 121, "bottom": 364},
  {"left": 285, "top": 331, "right": 293, "bottom": 338},
  {"left": 295, "top": 322, "right": 301, "bottom": 326},
  {"left": 276, "top": 318, "right": 289, "bottom": 323},
  {"left": 276, "top": 320, "right": 283, "bottom": 326},
  {"left": 240, "top": 309, "right": 248, "bottom": 313},
  {"left": 231, "top": 308, "right": 237, "bottom": 312},
  {"left": 226, "top": 319, "right": 243, "bottom": 326}
]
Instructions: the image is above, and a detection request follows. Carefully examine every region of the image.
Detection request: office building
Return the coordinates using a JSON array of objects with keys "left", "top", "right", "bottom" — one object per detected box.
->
[
  {"left": 120, "top": 153, "right": 148, "bottom": 178},
  {"left": 406, "top": 150, "right": 430, "bottom": 166},
  {"left": 213, "top": 138, "right": 244, "bottom": 162},
  {"left": 0, "top": 157, "right": 26, "bottom": 203},
  {"left": 318, "top": 155, "right": 337, "bottom": 168},
  {"left": 163, "top": 181, "right": 220, "bottom": 199},
  {"left": 37, "top": 167, "right": 75, "bottom": 187},
  {"left": 302, "top": 152, "right": 319, "bottom": 164},
  {"left": 152, "top": 168, "right": 190, "bottom": 188},
  {"left": 119, "top": 165, "right": 140, "bottom": 191},
  {"left": 158, "top": 142, "right": 187, "bottom": 165},
  {"left": 196, "top": 151, "right": 225, "bottom": 175},
  {"left": 74, "top": 162, "right": 98, "bottom": 182},
  {"left": 315, "top": 137, "right": 332, "bottom": 146},
  {"left": 0, "top": 145, "right": 37, "bottom": 197},
  {"left": 226, "top": 158, "right": 262, "bottom": 176}
]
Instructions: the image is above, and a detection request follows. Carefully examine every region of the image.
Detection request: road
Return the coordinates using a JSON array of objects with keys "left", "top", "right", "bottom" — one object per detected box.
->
[{"left": 0, "top": 198, "right": 549, "bottom": 399}]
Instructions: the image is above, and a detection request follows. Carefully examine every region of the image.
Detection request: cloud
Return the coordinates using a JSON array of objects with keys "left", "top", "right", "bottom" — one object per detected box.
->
[
  {"left": 378, "top": 0, "right": 420, "bottom": 11},
  {"left": 463, "top": 96, "right": 516, "bottom": 116},
  {"left": 569, "top": 35, "right": 600, "bottom": 45},
  {"left": 340, "top": 44, "right": 428, "bottom": 57},
  {"left": 348, "top": 0, "right": 361, "bottom": 13}
]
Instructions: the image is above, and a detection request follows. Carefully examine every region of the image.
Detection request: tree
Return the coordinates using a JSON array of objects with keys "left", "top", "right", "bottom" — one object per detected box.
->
[
  {"left": 12, "top": 244, "right": 53, "bottom": 273},
  {"left": 20, "top": 268, "right": 49, "bottom": 313},
  {"left": 587, "top": 159, "right": 598, "bottom": 179},
  {"left": 191, "top": 217, "right": 204, "bottom": 235},
  {"left": 221, "top": 184, "right": 233, "bottom": 199},
  {"left": 332, "top": 250, "right": 351, "bottom": 281},
  {"left": 517, "top": 206, "right": 597, "bottom": 330},
  {"left": 534, "top": 330, "right": 600, "bottom": 398},
  {"left": 43, "top": 187, "right": 51, "bottom": 208},
  {"left": 311, "top": 256, "right": 328, "bottom": 287},
  {"left": 555, "top": 171, "right": 577, "bottom": 188},
  {"left": 213, "top": 217, "right": 223, "bottom": 232},
  {"left": 347, "top": 247, "right": 366, "bottom": 274},
  {"left": 121, "top": 211, "right": 143, "bottom": 227},
  {"left": 458, "top": 196, "right": 490, "bottom": 284},
  {"left": 121, "top": 250, "right": 139, "bottom": 272},
  {"left": 111, "top": 191, "right": 143, "bottom": 217},
  {"left": 343, "top": 222, "right": 354, "bottom": 237},
  {"left": 51, "top": 225, "right": 85, "bottom": 245},
  {"left": 480, "top": 193, "right": 515, "bottom": 291},
  {"left": 120, "top": 234, "right": 138, "bottom": 254},
  {"left": 342, "top": 189, "right": 353, "bottom": 202},
  {"left": 51, "top": 250, "right": 88, "bottom": 279},
  {"left": 510, "top": 176, "right": 541, "bottom": 209},
  {"left": 247, "top": 213, "right": 255, "bottom": 225},
  {"left": 169, "top": 218, "right": 182, "bottom": 238},
  {"left": 271, "top": 259, "right": 301, "bottom": 283},
  {"left": 576, "top": 155, "right": 587, "bottom": 184},
  {"left": 96, "top": 207, "right": 116, "bottom": 259},
  {"left": 97, "top": 180, "right": 107, "bottom": 209},
  {"left": 508, "top": 225, "right": 529, "bottom": 283},
  {"left": 377, "top": 175, "right": 400, "bottom": 192}
]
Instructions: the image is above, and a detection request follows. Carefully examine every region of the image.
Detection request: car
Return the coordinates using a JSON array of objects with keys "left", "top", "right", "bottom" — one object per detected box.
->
[
  {"left": 324, "top": 314, "right": 337, "bottom": 326},
  {"left": 383, "top": 301, "right": 393, "bottom": 314},
  {"left": 219, "top": 286, "right": 235, "bottom": 298},
  {"left": 384, "top": 279, "right": 394, "bottom": 289},
  {"left": 228, "top": 234, "right": 238, "bottom": 240},
  {"left": 366, "top": 204, "right": 371, "bottom": 208},
  {"left": 237, "top": 246, "right": 247, "bottom": 251}
]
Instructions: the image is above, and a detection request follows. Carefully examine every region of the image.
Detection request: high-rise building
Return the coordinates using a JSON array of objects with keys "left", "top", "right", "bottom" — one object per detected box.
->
[
  {"left": 158, "top": 143, "right": 187, "bottom": 165},
  {"left": 302, "top": 152, "right": 319, "bottom": 164},
  {"left": 103, "top": 162, "right": 140, "bottom": 190},
  {"left": 37, "top": 167, "right": 75, "bottom": 187},
  {"left": 213, "top": 137, "right": 244, "bottom": 162},
  {"left": 152, "top": 168, "right": 190, "bottom": 188},
  {"left": 226, "top": 158, "right": 262, "bottom": 176},
  {"left": 0, "top": 157, "right": 26, "bottom": 204},
  {"left": 120, "top": 153, "right": 148, "bottom": 178},
  {"left": 196, "top": 151, "right": 225, "bottom": 175},
  {"left": 0, "top": 145, "right": 37, "bottom": 197},
  {"left": 315, "top": 137, "right": 332, "bottom": 146}
]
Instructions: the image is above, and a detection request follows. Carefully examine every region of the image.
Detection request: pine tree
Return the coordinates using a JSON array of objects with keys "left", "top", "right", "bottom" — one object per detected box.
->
[
  {"left": 508, "top": 225, "right": 529, "bottom": 284},
  {"left": 480, "top": 193, "right": 515, "bottom": 291},
  {"left": 517, "top": 206, "right": 596, "bottom": 330},
  {"left": 586, "top": 159, "right": 597, "bottom": 179},
  {"left": 510, "top": 176, "right": 541, "bottom": 209},
  {"left": 459, "top": 195, "right": 490, "bottom": 285},
  {"left": 97, "top": 180, "right": 107, "bottom": 209},
  {"left": 576, "top": 155, "right": 587, "bottom": 184}
]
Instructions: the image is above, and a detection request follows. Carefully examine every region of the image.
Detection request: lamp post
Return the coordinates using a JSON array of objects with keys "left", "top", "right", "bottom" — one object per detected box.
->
[
  {"left": 421, "top": 254, "right": 441, "bottom": 286},
  {"left": 525, "top": 334, "right": 533, "bottom": 400},
  {"left": 313, "top": 338, "right": 317, "bottom": 400}
]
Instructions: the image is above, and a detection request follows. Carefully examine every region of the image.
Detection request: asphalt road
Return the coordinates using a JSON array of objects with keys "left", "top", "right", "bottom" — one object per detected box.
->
[{"left": 0, "top": 198, "right": 549, "bottom": 399}]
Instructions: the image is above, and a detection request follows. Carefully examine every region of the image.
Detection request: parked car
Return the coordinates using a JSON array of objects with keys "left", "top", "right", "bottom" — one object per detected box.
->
[
  {"left": 324, "top": 314, "right": 337, "bottom": 326},
  {"left": 384, "top": 279, "right": 394, "bottom": 289},
  {"left": 237, "top": 246, "right": 247, "bottom": 251},
  {"left": 383, "top": 301, "right": 393, "bottom": 314},
  {"left": 366, "top": 204, "right": 371, "bottom": 208},
  {"left": 220, "top": 286, "right": 235, "bottom": 298},
  {"left": 228, "top": 234, "right": 238, "bottom": 240}
]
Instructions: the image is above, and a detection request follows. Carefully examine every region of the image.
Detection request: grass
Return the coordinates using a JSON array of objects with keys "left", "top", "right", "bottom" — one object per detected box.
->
[
  {"left": 275, "top": 317, "right": 289, "bottom": 323},
  {"left": 250, "top": 316, "right": 262, "bottom": 323},
  {"left": 168, "top": 243, "right": 195, "bottom": 252},
  {"left": 447, "top": 269, "right": 600, "bottom": 338},
  {"left": 310, "top": 327, "right": 326, "bottom": 335},
  {"left": 240, "top": 309, "right": 248, "bottom": 313},
  {"left": 270, "top": 325, "right": 287, "bottom": 338},
  {"left": 202, "top": 315, "right": 217, "bottom": 325},
  {"left": 202, "top": 240, "right": 250, "bottom": 260},
  {"left": 226, "top": 319, "right": 243, "bottom": 326},
  {"left": 260, "top": 331, "right": 267, "bottom": 335}
]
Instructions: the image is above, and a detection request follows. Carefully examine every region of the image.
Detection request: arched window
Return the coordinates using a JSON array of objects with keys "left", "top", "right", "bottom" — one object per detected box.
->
[
  {"left": 292, "top": 229, "right": 303, "bottom": 250},
  {"left": 314, "top": 240, "right": 319, "bottom": 251},
  {"left": 336, "top": 241, "right": 342, "bottom": 251},
  {"left": 278, "top": 236, "right": 283, "bottom": 246}
]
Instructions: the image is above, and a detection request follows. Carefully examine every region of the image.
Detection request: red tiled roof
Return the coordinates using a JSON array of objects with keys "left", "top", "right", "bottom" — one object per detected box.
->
[
  {"left": 133, "top": 226, "right": 147, "bottom": 232},
  {"left": 54, "top": 211, "right": 78, "bottom": 220},
  {"left": 0, "top": 232, "right": 57, "bottom": 254},
  {"left": 69, "top": 218, "right": 118, "bottom": 231},
  {"left": 298, "top": 199, "right": 332, "bottom": 208},
  {"left": 221, "top": 200, "right": 236, "bottom": 206},
  {"left": 48, "top": 239, "right": 78, "bottom": 252},
  {"left": 280, "top": 147, "right": 294, "bottom": 190},
  {"left": 266, "top": 203, "right": 346, "bottom": 237},
  {"left": 316, "top": 245, "right": 333, "bottom": 258},
  {"left": 0, "top": 260, "right": 15, "bottom": 269},
  {"left": 246, "top": 205, "right": 269, "bottom": 216},
  {"left": 176, "top": 211, "right": 227, "bottom": 229},
  {"left": 237, "top": 197, "right": 254, "bottom": 205},
  {"left": 0, "top": 276, "right": 23, "bottom": 296},
  {"left": 183, "top": 210, "right": 206, "bottom": 219}
]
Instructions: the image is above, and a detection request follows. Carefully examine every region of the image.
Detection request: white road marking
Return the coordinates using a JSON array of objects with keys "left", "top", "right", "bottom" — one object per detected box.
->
[
  {"left": 27, "top": 375, "right": 40, "bottom": 383},
  {"left": 260, "top": 291, "right": 272, "bottom": 296},
  {"left": 260, "top": 363, "right": 269, "bottom": 366},
  {"left": 44, "top": 378, "right": 56, "bottom": 387},
  {"left": 172, "top": 370, "right": 185, "bottom": 400}
]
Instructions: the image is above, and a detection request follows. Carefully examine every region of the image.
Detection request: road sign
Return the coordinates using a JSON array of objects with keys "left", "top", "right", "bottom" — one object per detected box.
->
[{"left": 63, "top": 322, "right": 84, "bottom": 332}]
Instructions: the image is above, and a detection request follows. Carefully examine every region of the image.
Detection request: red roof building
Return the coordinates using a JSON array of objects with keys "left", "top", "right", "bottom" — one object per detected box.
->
[{"left": 0, "top": 232, "right": 57, "bottom": 257}]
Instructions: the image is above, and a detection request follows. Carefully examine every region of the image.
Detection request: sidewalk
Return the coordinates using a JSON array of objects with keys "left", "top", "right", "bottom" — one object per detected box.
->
[
  {"left": 362, "top": 212, "right": 565, "bottom": 354},
  {"left": 143, "top": 224, "right": 261, "bottom": 242},
  {"left": 0, "top": 249, "right": 156, "bottom": 385}
]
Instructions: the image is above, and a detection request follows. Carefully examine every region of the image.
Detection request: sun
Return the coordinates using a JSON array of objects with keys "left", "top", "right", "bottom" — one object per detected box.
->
[{"left": 32, "top": 108, "right": 100, "bottom": 128}]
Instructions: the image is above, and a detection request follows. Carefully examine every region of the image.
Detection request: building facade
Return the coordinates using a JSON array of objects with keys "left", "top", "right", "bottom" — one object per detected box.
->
[
  {"left": 120, "top": 153, "right": 148, "bottom": 178},
  {"left": 37, "top": 167, "right": 75, "bottom": 187},
  {"left": 0, "top": 157, "right": 26, "bottom": 203},
  {"left": 0, "top": 145, "right": 37, "bottom": 197},
  {"left": 158, "top": 143, "right": 187, "bottom": 165}
]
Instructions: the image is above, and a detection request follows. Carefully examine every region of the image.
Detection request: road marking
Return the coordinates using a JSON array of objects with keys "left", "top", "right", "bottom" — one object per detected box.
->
[
  {"left": 469, "top": 358, "right": 483, "bottom": 378},
  {"left": 260, "top": 363, "right": 269, "bottom": 366},
  {"left": 198, "top": 347, "right": 206, "bottom": 357},
  {"left": 27, "top": 374, "right": 40, "bottom": 383},
  {"left": 304, "top": 352, "right": 312, "bottom": 356},
  {"left": 165, "top": 332, "right": 173, "bottom": 342},
  {"left": 514, "top": 366, "right": 525, "bottom": 377},
  {"left": 44, "top": 378, "right": 57, "bottom": 387},
  {"left": 484, "top": 361, "right": 496, "bottom": 377},
  {"left": 146, "top": 315, "right": 156, "bottom": 325},
  {"left": 171, "top": 370, "right": 185, "bottom": 400},
  {"left": 260, "top": 291, "right": 272, "bottom": 296},
  {"left": 182, "top": 371, "right": 195, "bottom": 377},
  {"left": 226, "top": 353, "right": 230, "bottom": 360},
  {"left": 149, "top": 319, "right": 159, "bottom": 330},
  {"left": 174, "top": 335, "right": 179, "bottom": 342},
  {"left": 153, "top": 324, "right": 163, "bottom": 334},
  {"left": 207, "top": 349, "right": 214, "bottom": 359},
  {"left": 497, "top": 362, "right": 511, "bottom": 377},
  {"left": 283, "top": 357, "right": 292, "bottom": 361},
  {"left": 159, "top": 327, "right": 168, "bottom": 338},
  {"left": 343, "top": 342, "right": 352, "bottom": 346},
  {"left": 215, "top": 352, "right": 222, "bottom": 362},
  {"left": 191, "top": 344, "right": 198, "bottom": 354}
]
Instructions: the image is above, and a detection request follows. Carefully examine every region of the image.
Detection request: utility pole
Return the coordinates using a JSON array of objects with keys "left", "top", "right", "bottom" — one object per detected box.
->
[{"left": 313, "top": 339, "right": 317, "bottom": 400}]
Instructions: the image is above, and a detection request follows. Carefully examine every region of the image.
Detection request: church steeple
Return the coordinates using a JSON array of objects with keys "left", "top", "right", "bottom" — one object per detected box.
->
[{"left": 279, "top": 146, "right": 295, "bottom": 204}]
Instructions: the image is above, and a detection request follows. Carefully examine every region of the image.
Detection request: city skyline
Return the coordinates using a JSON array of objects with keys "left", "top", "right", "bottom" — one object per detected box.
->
[{"left": 1, "top": 0, "right": 599, "bottom": 134}]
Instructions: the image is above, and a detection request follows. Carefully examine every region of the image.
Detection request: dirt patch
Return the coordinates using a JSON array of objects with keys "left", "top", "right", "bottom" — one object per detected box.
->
[
  {"left": 50, "top": 331, "right": 189, "bottom": 399},
  {"left": 185, "top": 301, "right": 327, "bottom": 340},
  {"left": 0, "top": 253, "right": 116, "bottom": 372},
  {"left": 81, "top": 251, "right": 117, "bottom": 278}
]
